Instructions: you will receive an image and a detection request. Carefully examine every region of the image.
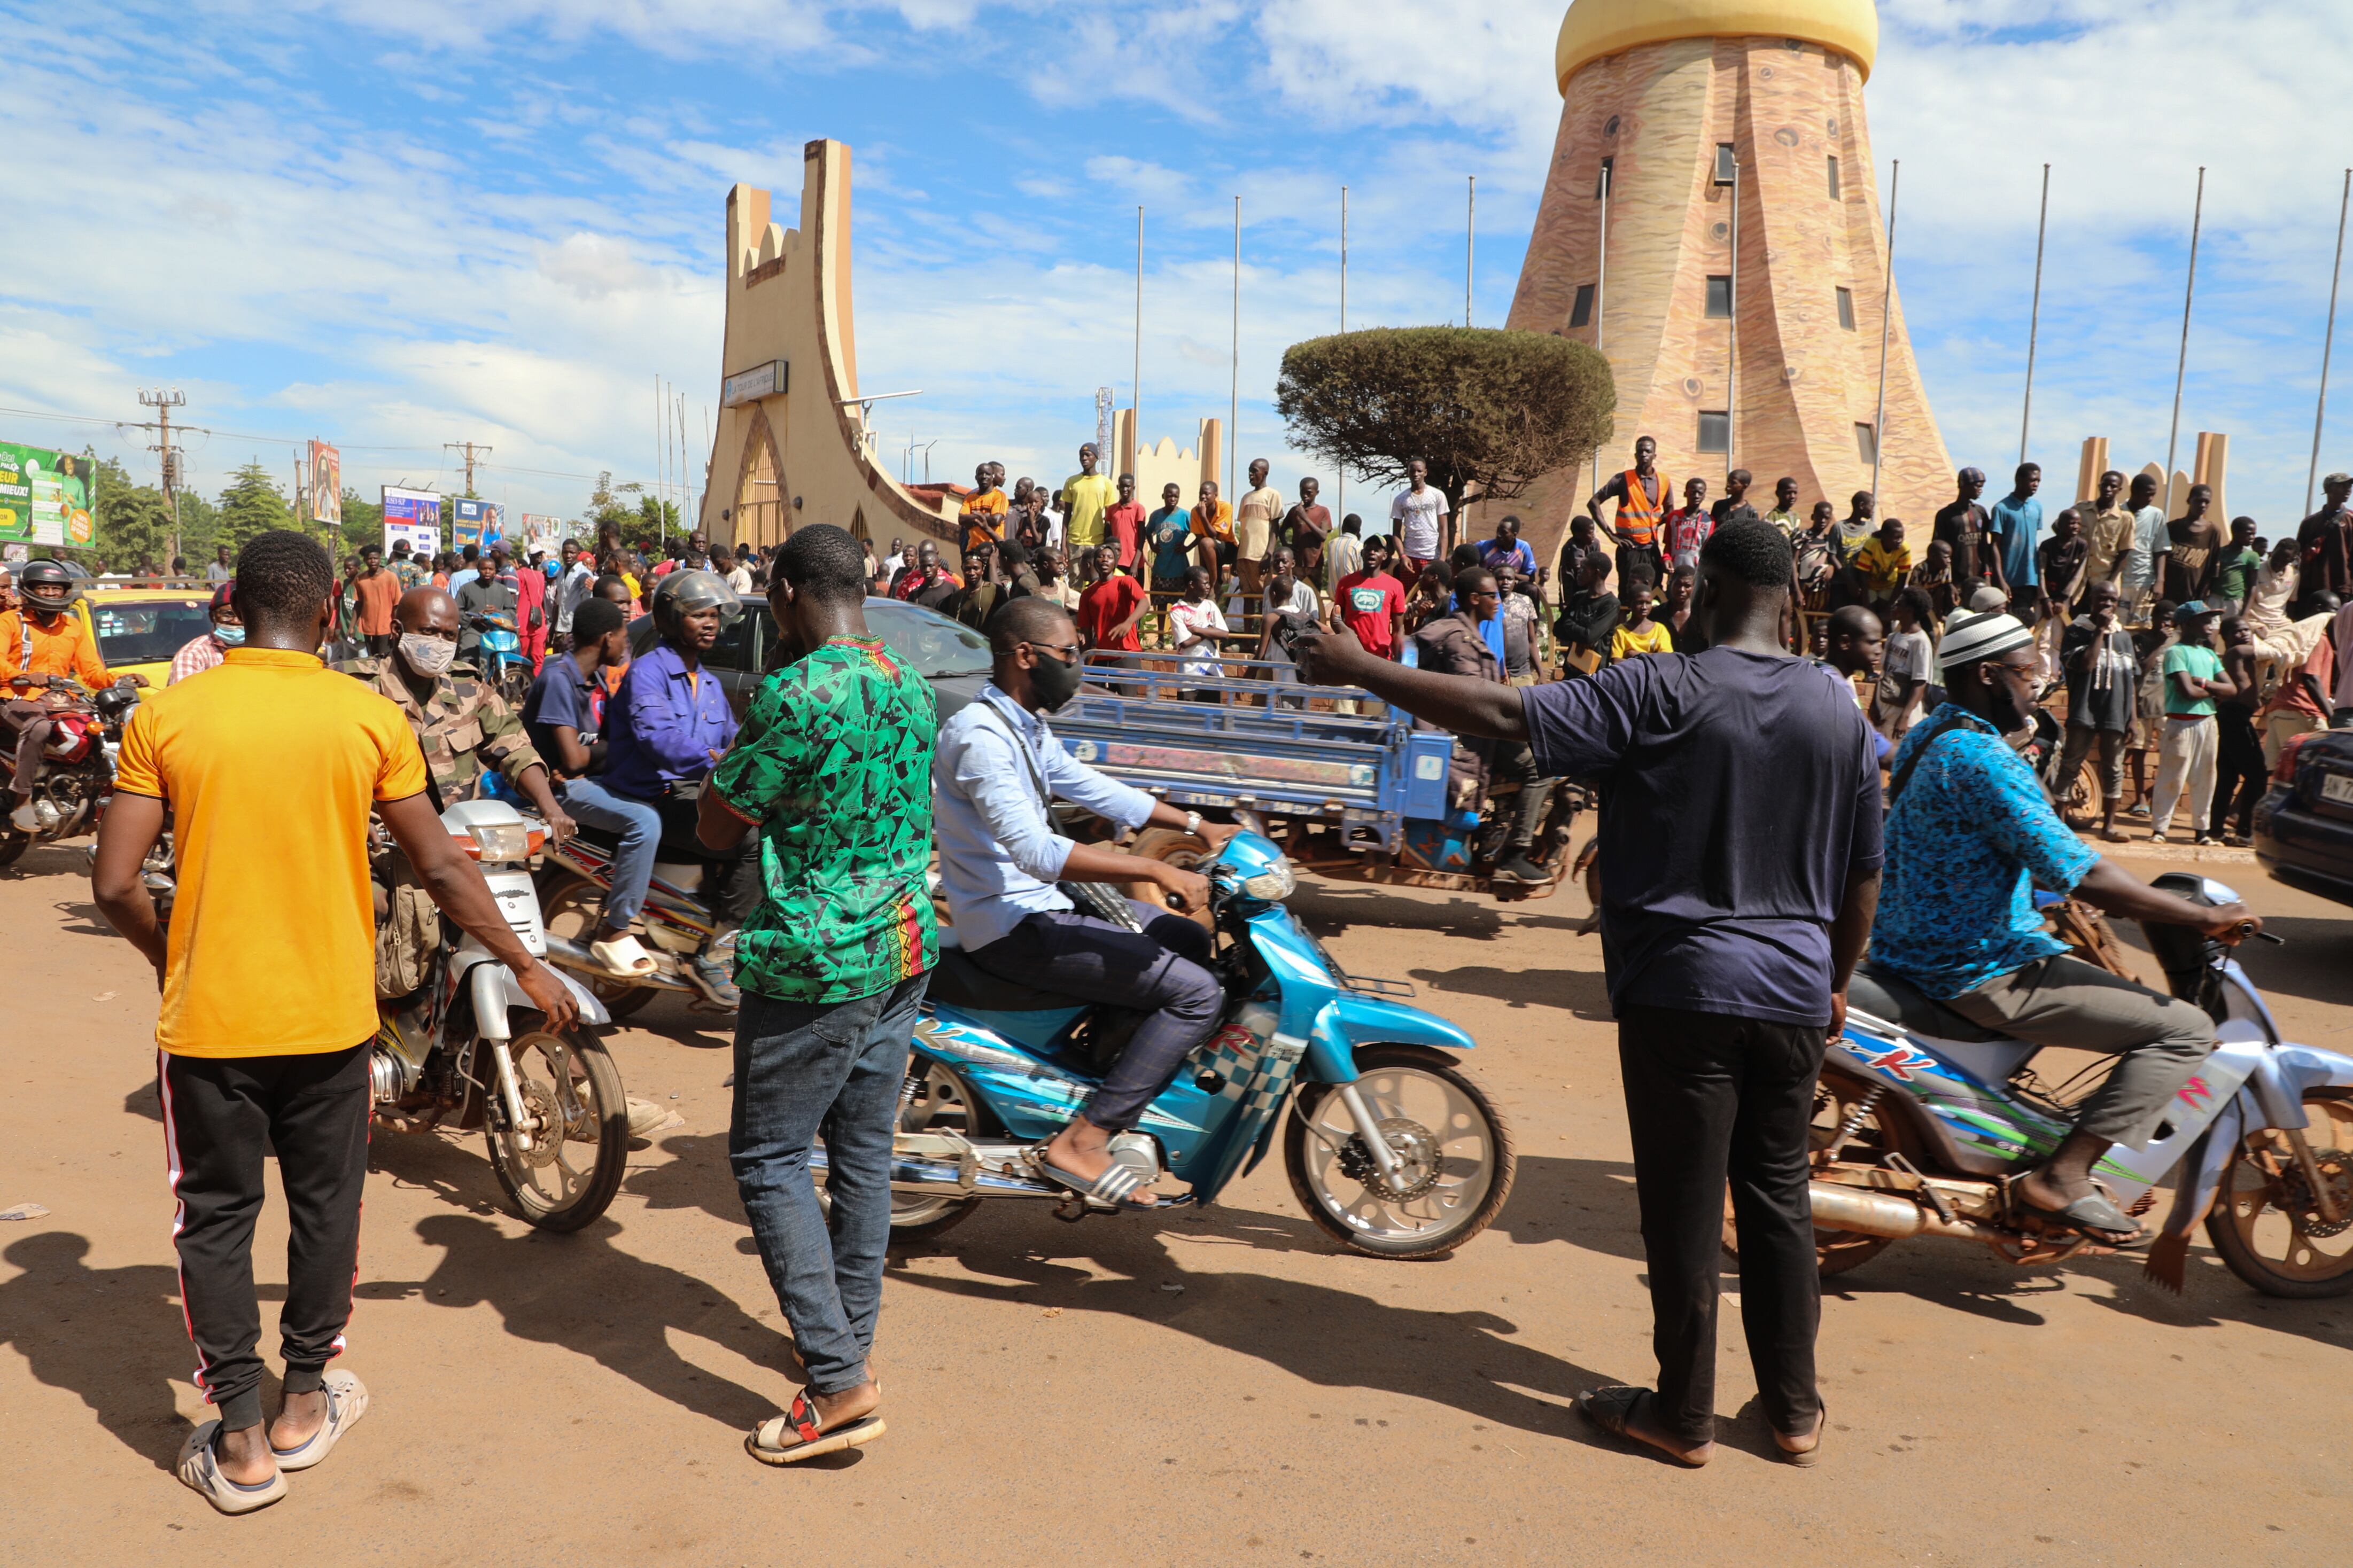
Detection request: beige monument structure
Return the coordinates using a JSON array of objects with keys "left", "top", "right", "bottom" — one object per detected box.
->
[
  {"left": 1494, "top": 0, "right": 1952, "bottom": 565},
  {"left": 701, "top": 142, "right": 962, "bottom": 561}
]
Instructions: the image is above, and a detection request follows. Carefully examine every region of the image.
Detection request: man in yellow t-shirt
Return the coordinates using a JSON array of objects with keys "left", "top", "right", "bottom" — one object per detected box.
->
[
  {"left": 1234, "top": 457, "right": 1284, "bottom": 596},
  {"left": 1058, "top": 443, "right": 1116, "bottom": 574},
  {"left": 91, "top": 529, "right": 577, "bottom": 1516},
  {"left": 960, "top": 461, "right": 1009, "bottom": 560}
]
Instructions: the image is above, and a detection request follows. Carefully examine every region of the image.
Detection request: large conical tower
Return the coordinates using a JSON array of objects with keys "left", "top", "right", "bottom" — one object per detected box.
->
[{"left": 1502, "top": 0, "right": 1951, "bottom": 559}]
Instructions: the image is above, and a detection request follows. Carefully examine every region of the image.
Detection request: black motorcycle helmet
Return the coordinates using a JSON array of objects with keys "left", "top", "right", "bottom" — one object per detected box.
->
[
  {"left": 17, "top": 559, "right": 74, "bottom": 619},
  {"left": 648, "top": 567, "right": 741, "bottom": 642}
]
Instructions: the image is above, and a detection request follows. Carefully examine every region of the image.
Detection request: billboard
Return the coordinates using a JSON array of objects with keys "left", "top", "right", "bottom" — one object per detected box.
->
[
  {"left": 308, "top": 440, "right": 341, "bottom": 527},
  {"left": 519, "top": 513, "right": 586, "bottom": 554},
  {"left": 0, "top": 442, "right": 97, "bottom": 549},
  {"left": 452, "top": 497, "right": 505, "bottom": 553},
  {"left": 382, "top": 485, "right": 441, "bottom": 559}
]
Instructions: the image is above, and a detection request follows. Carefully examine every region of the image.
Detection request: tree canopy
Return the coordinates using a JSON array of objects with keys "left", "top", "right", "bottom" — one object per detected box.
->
[{"left": 1274, "top": 326, "right": 1614, "bottom": 511}]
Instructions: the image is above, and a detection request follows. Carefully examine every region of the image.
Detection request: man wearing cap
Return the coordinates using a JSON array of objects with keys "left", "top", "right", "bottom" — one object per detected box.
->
[
  {"left": 170, "top": 583, "right": 245, "bottom": 685},
  {"left": 1868, "top": 609, "right": 2254, "bottom": 1251},
  {"left": 2150, "top": 601, "right": 2235, "bottom": 845},
  {"left": 1933, "top": 467, "right": 2005, "bottom": 598}
]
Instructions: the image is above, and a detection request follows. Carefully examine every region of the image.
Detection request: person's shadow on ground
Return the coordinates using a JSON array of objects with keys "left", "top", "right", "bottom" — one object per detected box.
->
[
  {"left": 355, "top": 1214, "right": 795, "bottom": 1432},
  {"left": 0, "top": 1232, "right": 194, "bottom": 1471}
]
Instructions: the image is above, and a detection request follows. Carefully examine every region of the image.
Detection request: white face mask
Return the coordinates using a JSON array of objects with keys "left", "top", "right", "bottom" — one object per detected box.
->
[{"left": 398, "top": 633, "right": 457, "bottom": 677}]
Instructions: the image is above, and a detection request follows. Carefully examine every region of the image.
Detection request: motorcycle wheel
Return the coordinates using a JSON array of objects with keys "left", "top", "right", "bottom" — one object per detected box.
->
[
  {"left": 1284, "top": 1043, "right": 1513, "bottom": 1260},
  {"left": 1723, "top": 1067, "right": 1918, "bottom": 1278},
  {"left": 1121, "top": 827, "right": 1216, "bottom": 932},
  {"left": 483, "top": 1018, "right": 628, "bottom": 1231},
  {"left": 535, "top": 869, "right": 656, "bottom": 1020},
  {"left": 884, "top": 1058, "right": 987, "bottom": 1242},
  {"left": 2207, "top": 1089, "right": 2353, "bottom": 1298}
]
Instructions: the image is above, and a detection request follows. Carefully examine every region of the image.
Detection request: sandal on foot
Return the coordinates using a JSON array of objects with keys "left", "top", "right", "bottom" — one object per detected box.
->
[
  {"left": 1031, "top": 1146, "right": 1154, "bottom": 1208},
  {"left": 588, "top": 933, "right": 658, "bottom": 979},
  {"left": 746, "top": 1389, "right": 884, "bottom": 1466},
  {"left": 2100, "top": 828, "right": 2128, "bottom": 842},
  {"left": 177, "top": 1422, "right": 287, "bottom": 1515},
  {"left": 1574, "top": 1385, "right": 1713, "bottom": 1468},
  {"left": 269, "top": 1369, "right": 368, "bottom": 1472},
  {"left": 1774, "top": 1407, "right": 1826, "bottom": 1467},
  {"left": 2020, "top": 1189, "right": 2145, "bottom": 1247}
]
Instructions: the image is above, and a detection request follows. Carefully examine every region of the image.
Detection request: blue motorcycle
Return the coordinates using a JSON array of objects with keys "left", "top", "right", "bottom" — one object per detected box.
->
[{"left": 819, "top": 830, "right": 1515, "bottom": 1259}]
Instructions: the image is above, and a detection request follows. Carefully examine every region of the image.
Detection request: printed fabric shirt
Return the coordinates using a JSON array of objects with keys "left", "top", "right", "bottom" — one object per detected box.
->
[
  {"left": 1868, "top": 704, "right": 2099, "bottom": 998},
  {"left": 1662, "top": 508, "right": 1714, "bottom": 572},
  {"left": 335, "top": 655, "right": 545, "bottom": 803},
  {"left": 167, "top": 633, "right": 230, "bottom": 687},
  {"left": 1854, "top": 537, "right": 1912, "bottom": 596},
  {"left": 711, "top": 636, "right": 938, "bottom": 1003}
]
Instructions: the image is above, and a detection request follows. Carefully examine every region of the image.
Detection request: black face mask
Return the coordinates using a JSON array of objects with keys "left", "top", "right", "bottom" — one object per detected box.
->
[{"left": 1029, "top": 650, "right": 1083, "bottom": 713}]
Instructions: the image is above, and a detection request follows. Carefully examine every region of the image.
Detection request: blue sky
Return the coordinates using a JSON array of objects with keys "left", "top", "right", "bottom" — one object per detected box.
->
[{"left": 2, "top": 0, "right": 2347, "bottom": 532}]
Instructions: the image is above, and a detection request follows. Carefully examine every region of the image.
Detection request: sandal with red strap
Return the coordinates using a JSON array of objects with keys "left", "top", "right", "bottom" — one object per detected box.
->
[{"left": 745, "top": 1388, "right": 885, "bottom": 1466}]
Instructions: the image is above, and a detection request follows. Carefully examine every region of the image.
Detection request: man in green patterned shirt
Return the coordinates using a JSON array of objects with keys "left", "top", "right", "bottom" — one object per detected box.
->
[{"left": 696, "top": 523, "right": 935, "bottom": 1466}]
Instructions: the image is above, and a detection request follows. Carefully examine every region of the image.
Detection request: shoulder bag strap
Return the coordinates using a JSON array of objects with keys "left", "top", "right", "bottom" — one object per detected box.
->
[{"left": 1887, "top": 712, "right": 1972, "bottom": 807}]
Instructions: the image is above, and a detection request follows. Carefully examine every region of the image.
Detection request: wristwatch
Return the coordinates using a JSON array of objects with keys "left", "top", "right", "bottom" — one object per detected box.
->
[{"left": 1183, "top": 810, "right": 1203, "bottom": 839}]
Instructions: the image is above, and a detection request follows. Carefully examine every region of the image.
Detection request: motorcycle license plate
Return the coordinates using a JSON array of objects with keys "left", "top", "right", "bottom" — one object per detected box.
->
[{"left": 2324, "top": 774, "right": 2353, "bottom": 806}]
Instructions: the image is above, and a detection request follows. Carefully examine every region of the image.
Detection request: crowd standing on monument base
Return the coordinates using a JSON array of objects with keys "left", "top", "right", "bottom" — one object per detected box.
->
[{"left": 2, "top": 419, "right": 2325, "bottom": 1511}]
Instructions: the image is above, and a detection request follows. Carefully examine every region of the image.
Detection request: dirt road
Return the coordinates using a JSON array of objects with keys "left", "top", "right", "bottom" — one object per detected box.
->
[{"left": 3, "top": 839, "right": 2348, "bottom": 1564}]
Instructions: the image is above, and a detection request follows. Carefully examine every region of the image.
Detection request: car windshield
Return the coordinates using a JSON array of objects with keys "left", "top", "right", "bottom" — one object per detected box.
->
[
  {"left": 863, "top": 598, "right": 992, "bottom": 678},
  {"left": 87, "top": 598, "right": 213, "bottom": 665}
]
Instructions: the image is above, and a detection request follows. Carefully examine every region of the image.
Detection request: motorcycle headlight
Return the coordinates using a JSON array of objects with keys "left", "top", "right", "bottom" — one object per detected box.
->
[
  {"left": 455, "top": 822, "right": 536, "bottom": 863},
  {"left": 1239, "top": 857, "right": 1296, "bottom": 902}
]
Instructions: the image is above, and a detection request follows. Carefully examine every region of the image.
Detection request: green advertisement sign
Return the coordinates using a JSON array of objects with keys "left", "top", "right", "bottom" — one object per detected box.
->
[{"left": 0, "top": 441, "right": 96, "bottom": 548}]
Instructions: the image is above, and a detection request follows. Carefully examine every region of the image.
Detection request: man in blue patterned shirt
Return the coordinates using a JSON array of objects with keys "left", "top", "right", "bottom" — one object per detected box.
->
[{"left": 1869, "top": 610, "right": 2256, "bottom": 1244}]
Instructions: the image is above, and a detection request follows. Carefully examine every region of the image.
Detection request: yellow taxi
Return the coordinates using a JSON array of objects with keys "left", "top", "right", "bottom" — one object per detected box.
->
[{"left": 69, "top": 578, "right": 220, "bottom": 688}]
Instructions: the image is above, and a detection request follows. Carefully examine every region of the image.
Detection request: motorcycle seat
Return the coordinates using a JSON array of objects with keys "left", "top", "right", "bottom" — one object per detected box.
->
[
  {"left": 925, "top": 946, "right": 1088, "bottom": 1015},
  {"left": 1846, "top": 961, "right": 2009, "bottom": 1044}
]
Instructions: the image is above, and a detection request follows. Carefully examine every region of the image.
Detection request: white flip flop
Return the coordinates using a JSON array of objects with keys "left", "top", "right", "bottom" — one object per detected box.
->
[
  {"left": 268, "top": 1370, "right": 369, "bottom": 1472},
  {"left": 176, "top": 1421, "right": 288, "bottom": 1514},
  {"left": 589, "top": 933, "right": 658, "bottom": 979}
]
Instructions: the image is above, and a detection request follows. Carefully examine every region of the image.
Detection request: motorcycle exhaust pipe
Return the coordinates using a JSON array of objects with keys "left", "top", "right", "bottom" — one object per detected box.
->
[
  {"left": 1808, "top": 1181, "right": 2000, "bottom": 1242},
  {"left": 807, "top": 1144, "right": 1066, "bottom": 1199},
  {"left": 541, "top": 932, "right": 696, "bottom": 992}
]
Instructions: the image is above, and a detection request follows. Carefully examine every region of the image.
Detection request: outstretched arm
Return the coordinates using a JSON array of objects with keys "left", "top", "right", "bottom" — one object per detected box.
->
[{"left": 1292, "top": 625, "right": 1525, "bottom": 739}]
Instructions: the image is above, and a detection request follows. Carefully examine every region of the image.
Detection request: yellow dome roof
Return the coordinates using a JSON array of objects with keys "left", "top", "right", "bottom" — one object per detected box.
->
[{"left": 1554, "top": 0, "right": 1876, "bottom": 90}]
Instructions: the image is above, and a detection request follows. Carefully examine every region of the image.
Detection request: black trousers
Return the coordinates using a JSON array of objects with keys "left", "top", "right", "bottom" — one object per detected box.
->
[
  {"left": 1616, "top": 1005, "right": 1824, "bottom": 1445},
  {"left": 649, "top": 791, "right": 762, "bottom": 930},
  {"left": 2210, "top": 706, "right": 2266, "bottom": 839},
  {"left": 159, "top": 1043, "right": 372, "bottom": 1432}
]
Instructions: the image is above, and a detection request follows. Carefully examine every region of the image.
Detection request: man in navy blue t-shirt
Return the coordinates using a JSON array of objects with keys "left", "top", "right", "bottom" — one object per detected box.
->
[{"left": 1297, "top": 520, "right": 1882, "bottom": 1470}]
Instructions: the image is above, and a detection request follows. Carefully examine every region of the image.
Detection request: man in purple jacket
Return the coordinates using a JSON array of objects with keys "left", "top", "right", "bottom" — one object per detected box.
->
[{"left": 603, "top": 568, "right": 758, "bottom": 1007}]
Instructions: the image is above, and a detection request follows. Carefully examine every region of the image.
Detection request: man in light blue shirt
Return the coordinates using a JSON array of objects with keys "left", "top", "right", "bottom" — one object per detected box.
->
[
  {"left": 934, "top": 597, "right": 1238, "bottom": 1206},
  {"left": 1986, "top": 462, "right": 2044, "bottom": 619}
]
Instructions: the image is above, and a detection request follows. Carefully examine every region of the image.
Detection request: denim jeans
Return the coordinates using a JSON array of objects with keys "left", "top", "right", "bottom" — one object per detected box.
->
[
  {"left": 730, "top": 974, "right": 928, "bottom": 1394},
  {"left": 557, "top": 776, "right": 662, "bottom": 927}
]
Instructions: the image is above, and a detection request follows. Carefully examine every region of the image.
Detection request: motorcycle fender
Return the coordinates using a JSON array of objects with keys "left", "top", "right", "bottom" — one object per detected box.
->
[
  {"left": 461, "top": 957, "right": 610, "bottom": 1041},
  {"left": 2162, "top": 1041, "right": 2353, "bottom": 1245},
  {"left": 1304, "top": 993, "right": 1477, "bottom": 1084}
]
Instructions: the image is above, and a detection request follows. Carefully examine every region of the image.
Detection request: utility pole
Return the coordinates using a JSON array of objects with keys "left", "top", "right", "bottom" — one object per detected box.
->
[
  {"left": 2310, "top": 168, "right": 2351, "bottom": 516},
  {"left": 1466, "top": 175, "right": 1476, "bottom": 327},
  {"left": 138, "top": 389, "right": 187, "bottom": 564},
  {"left": 444, "top": 440, "right": 491, "bottom": 498},
  {"left": 2020, "top": 163, "right": 2052, "bottom": 469},
  {"left": 2165, "top": 167, "right": 2207, "bottom": 492}
]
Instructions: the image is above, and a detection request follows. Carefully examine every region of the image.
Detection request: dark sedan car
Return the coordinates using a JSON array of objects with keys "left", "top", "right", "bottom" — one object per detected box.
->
[
  {"left": 626, "top": 592, "right": 991, "bottom": 720},
  {"left": 2252, "top": 727, "right": 2353, "bottom": 901}
]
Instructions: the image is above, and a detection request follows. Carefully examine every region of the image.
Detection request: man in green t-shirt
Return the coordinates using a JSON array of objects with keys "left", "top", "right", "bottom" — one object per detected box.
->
[
  {"left": 2150, "top": 601, "right": 2236, "bottom": 846},
  {"left": 697, "top": 522, "right": 937, "bottom": 1466},
  {"left": 2211, "top": 514, "right": 2264, "bottom": 614},
  {"left": 1058, "top": 442, "right": 1116, "bottom": 568}
]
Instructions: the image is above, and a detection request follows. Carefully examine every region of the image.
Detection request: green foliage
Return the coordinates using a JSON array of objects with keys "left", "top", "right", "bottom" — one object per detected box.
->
[
  {"left": 89, "top": 453, "right": 174, "bottom": 569},
  {"left": 215, "top": 459, "right": 294, "bottom": 551},
  {"left": 576, "top": 471, "right": 679, "bottom": 557},
  {"left": 1273, "top": 326, "right": 1615, "bottom": 511},
  {"left": 338, "top": 487, "right": 384, "bottom": 545}
]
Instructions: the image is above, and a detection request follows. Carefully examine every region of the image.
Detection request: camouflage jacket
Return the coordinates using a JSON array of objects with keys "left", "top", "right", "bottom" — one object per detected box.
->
[{"left": 335, "top": 656, "right": 543, "bottom": 803}]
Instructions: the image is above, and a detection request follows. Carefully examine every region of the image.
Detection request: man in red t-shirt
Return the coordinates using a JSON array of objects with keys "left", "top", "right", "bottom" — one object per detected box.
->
[
  {"left": 1100, "top": 474, "right": 1146, "bottom": 583},
  {"left": 1076, "top": 543, "right": 1147, "bottom": 694},
  {"left": 1335, "top": 535, "right": 1407, "bottom": 659}
]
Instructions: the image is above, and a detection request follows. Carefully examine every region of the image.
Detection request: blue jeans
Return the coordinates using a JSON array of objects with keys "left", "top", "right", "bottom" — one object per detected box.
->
[
  {"left": 730, "top": 975, "right": 928, "bottom": 1394},
  {"left": 557, "top": 776, "right": 661, "bottom": 927}
]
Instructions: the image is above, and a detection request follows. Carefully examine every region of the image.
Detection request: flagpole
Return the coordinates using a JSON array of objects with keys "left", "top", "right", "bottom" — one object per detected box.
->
[
  {"left": 1466, "top": 175, "right": 1476, "bottom": 327},
  {"left": 2020, "top": 162, "right": 2050, "bottom": 468},
  {"left": 1133, "top": 206, "right": 1144, "bottom": 436},
  {"left": 1339, "top": 185, "right": 1348, "bottom": 521},
  {"left": 1594, "top": 163, "right": 1610, "bottom": 494},
  {"left": 1871, "top": 160, "right": 1900, "bottom": 503},
  {"left": 2165, "top": 167, "right": 2207, "bottom": 489},
  {"left": 2310, "top": 168, "right": 2352, "bottom": 515},
  {"left": 1231, "top": 194, "right": 1240, "bottom": 505}
]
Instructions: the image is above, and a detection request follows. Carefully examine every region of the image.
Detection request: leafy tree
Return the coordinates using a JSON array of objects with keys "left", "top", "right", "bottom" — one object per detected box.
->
[
  {"left": 89, "top": 453, "right": 175, "bottom": 570},
  {"left": 1273, "top": 327, "right": 1615, "bottom": 514},
  {"left": 338, "top": 487, "right": 384, "bottom": 547},
  {"left": 576, "top": 471, "right": 679, "bottom": 557},
  {"left": 215, "top": 460, "right": 294, "bottom": 551}
]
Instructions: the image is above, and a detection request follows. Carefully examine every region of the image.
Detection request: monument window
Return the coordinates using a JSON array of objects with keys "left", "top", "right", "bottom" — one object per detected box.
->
[
  {"left": 1827, "top": 155, "right": 1841, "bottom": 199},
  {"left": 1569, "top": 284, "right": 1595, "bottom": 329},
  {"left": 1704, "top": 276, "right": 1733, "bottom": 318},
  {"left": 1595, "top": 156, "right": 1614, "bottom": 199},
  {"left": 1698, "top": 411, "right": 1730, "bottom": 454},
  {"left": 1835, "top": 287, "right": 1856, "bottom": 330},
  {"left": 1854, "top": 423, "right": 1878, "bottom": 465},
  {"left": 1713, "top": 143, "right": 1738, "bottom": 185}
]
